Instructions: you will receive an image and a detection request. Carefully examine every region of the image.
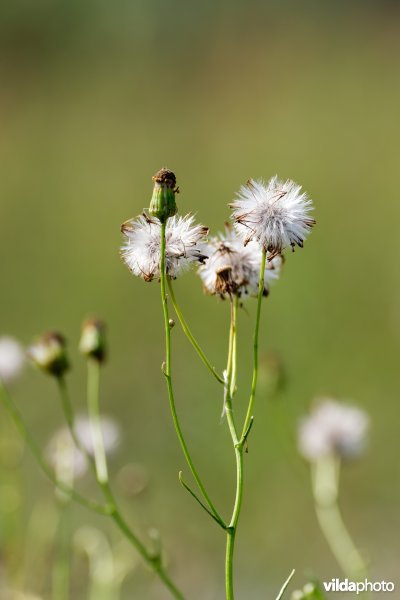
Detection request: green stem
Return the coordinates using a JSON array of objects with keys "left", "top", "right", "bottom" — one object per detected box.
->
[
  {"left": 224, "top": 296, "right": 243, "bottom": 600},
  {"left": 87, "top": 360, "right": 109, "bottom": 484},
  {"left": 85, "top": 360, "right": 186, "bottom": 600},
  {"left": 241, "top": 248, "right": 267, "bottom": 441},
  {"left": 167, "top": 278, "right": 224, "bottom": 385},
  {"left": 0, "top": 380, "right": 109, "bottom": 515},
  {"left": 160, "top": 221, "right": 226, "bottom": 529},
  {"left": 312, "top": 455, "right": 367, "bottom": 580}
]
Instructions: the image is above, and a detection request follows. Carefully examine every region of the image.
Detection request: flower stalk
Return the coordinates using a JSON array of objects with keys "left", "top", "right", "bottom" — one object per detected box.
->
[
  {"left": 241, "top": 247, "right": 267, "bottom": 441},
  {"left": 224, "top": 296, "right": 243, "bottom": 600},
  {"left": 312, "top": 455, "right": 367, "bottom": 580}
]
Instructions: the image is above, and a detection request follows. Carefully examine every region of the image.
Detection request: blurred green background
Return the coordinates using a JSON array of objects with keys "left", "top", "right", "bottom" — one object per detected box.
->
[{"left": 1, "top": 1, "right": 400, "bottom": 598}]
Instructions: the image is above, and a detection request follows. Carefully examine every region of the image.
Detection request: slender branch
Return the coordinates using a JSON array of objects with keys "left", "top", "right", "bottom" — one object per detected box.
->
[
  {"left": 167, "top": 278, "right": 224, "bottom": 385},
  {"left": 179, "top": 471, "right": 227, "bottom": 529},
  {"left": 0, "top": 380, "right": 110, "bottom": 515},
  {"left": 159, "top": 220, "right": 226, "bottom": 529},
  {"left": 240, "top": 248, "right": 267, "bottom": 442},
  {"left": 275, "top": 568, "right": 296, "bottom": 600}
]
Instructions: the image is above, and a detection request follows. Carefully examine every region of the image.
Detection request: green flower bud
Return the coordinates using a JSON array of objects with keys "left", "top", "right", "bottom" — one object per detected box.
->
[
  {"left": 148, "top": 168, "right": 178, "bottom": 223},
  {"left": 79, "top": 318, "right": 107, "bottom": 363},
  {"left": 28, "top": 332, "right": 69, "bottom": 377}
]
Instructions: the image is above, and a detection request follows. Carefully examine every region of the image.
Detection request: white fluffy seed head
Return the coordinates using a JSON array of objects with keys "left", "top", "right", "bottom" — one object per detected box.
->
[
  {"left": 121, "top": 214, "right": 209, "bottom": 281},
  {"left": 230, "top": 176, "right": 315, "bottom": 256},
  {"left": 298, "top": 398, "right": 370, "bottom": 462},
  {"left": 0, "top": 337, "right": 25, "bottom": 383},
  {"left": 47, "top": 415, "right": 120, "bottom": 480},
  {"left": 198, "top": 227, "right": 282, "bottom": 298}
]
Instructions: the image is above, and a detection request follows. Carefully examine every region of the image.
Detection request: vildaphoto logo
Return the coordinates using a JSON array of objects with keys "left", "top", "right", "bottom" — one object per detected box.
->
[{"left": 323, "top": 578, "right": 395, "bottom": 594}]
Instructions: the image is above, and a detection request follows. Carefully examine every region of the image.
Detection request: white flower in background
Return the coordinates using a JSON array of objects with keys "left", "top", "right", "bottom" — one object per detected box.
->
[
  {"left": 0, "top": 336, "right": 25, "bottom": 383},
  {"left": 230, "top": 176, "right": 315, "bottom": 257},
  {"left": 298, "top": 398, "right": 370, "bottom": 462},
  {"left": 121, "top": 214, "right": 209, "bottom": 281},
  {"left": 198, "top": 227, "right": 282, "bottom": 298},
  {"left": 74, "top": 415, "right": 120, "bottom": 457},
  {"left": 47, "top": 415, "right": 120, "bottom": 480}
]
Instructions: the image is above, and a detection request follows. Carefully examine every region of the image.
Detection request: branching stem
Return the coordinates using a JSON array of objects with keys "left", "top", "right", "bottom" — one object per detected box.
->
[{"left": 160, "top": 221, "right": 226, "bottom": 530}]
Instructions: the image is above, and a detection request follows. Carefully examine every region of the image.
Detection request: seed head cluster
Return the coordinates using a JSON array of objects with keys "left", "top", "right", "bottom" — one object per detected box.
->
[{"left": 120, "top": 169, "right": 315, "bottom": 298}]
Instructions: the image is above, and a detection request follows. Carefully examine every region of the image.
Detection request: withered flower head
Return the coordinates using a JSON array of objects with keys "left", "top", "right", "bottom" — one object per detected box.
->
[{"left": 198, "top": 227, "right": 282, "bottom": 299}]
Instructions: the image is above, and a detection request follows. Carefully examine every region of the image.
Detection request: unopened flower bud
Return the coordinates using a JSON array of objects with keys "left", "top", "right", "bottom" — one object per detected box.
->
[
  {"left": 28, "top": 332, "right": 69, "bottom": 377},
  {"left": 149, "top": 168, "right": 178, "bottom": 223},
  {"left": 79, "top": 319, "right": 107, "bottom": 363}
]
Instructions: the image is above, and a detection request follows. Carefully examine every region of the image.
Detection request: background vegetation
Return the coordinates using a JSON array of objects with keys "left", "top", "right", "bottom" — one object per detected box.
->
[{"left": 1, "top": 1, "right": 399, "bottom": 598}]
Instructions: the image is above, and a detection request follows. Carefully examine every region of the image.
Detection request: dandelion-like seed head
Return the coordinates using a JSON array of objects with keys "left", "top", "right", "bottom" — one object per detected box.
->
[
  {"left": 298, "top": 398, "right": 370, "bottom": 462},
  {"left": 0, "top": 336, "right": 25, "bottom": 383},
  {"left": 28, "top": 332, "right": 69, "bottom": 377},
  {"left": 230, "top": 176, "right": 315, "bottom": 257},
  {"left": 198, "top": 227, "right": 282, "bottom": 298},
  {"left": 121, "top": 214, "right": 209, "bottom": 281}
]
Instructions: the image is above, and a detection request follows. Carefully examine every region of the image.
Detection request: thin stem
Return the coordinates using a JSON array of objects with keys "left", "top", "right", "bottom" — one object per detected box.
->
[
  {"left": 167, "top": 278, "right": 224, "bottom": 385},
  {"left": 230, "top": 296, "right": 238, "bottom": 399},
  {"left": 275, "top": 568, "right": 296, "bottom": 600},
  {"left": 224, "top": 296, "right": 243, "bottom": 600},
  {"left": 87, "top": 360, "right": 108, "bottom": 484},
  {"left": 241, "top": 248, "right": 267, "bottom": 442},
  {"left": 84, "top": 361, "right": 186, "bottom": 600},
  {"left": 312, "top": 455, "right": 367, "bottom": 580},
  {"left": 159, "top": 220, "right": 226, "bottom": 529},
  {"left": 0, "top": 380, "right": 110, "bottom": 515}
]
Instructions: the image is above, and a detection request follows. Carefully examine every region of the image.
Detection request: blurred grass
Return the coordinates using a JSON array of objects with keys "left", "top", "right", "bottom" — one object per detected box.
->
[{"left": 1, "top": 1, "right": 400, "bottom": 598}]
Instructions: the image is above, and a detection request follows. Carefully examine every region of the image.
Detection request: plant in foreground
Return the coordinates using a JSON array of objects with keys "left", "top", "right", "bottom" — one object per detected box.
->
[
  {"left": 0, "top": 167, "right": 316, "bottom": 599},
  {"left": 121, "top": 167, "right": 315, "bottom": 599}
]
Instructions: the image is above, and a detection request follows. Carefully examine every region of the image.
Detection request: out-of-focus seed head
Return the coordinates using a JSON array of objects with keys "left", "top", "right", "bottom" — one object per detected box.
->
[
  {"left": 298, "top": 398, "right": 370, "bottom": 462},
  {"left": 0, "top": 337, "right": 25, "bottom": 384},
  {"left": 28, "top": 332, "right": 69, "bottom": 377},
  {"left": 79, "top": 318, "right": 107, "bottom": 363},
  {"left": 149, "top": 167, "right": 178, "bottom": 223}
]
